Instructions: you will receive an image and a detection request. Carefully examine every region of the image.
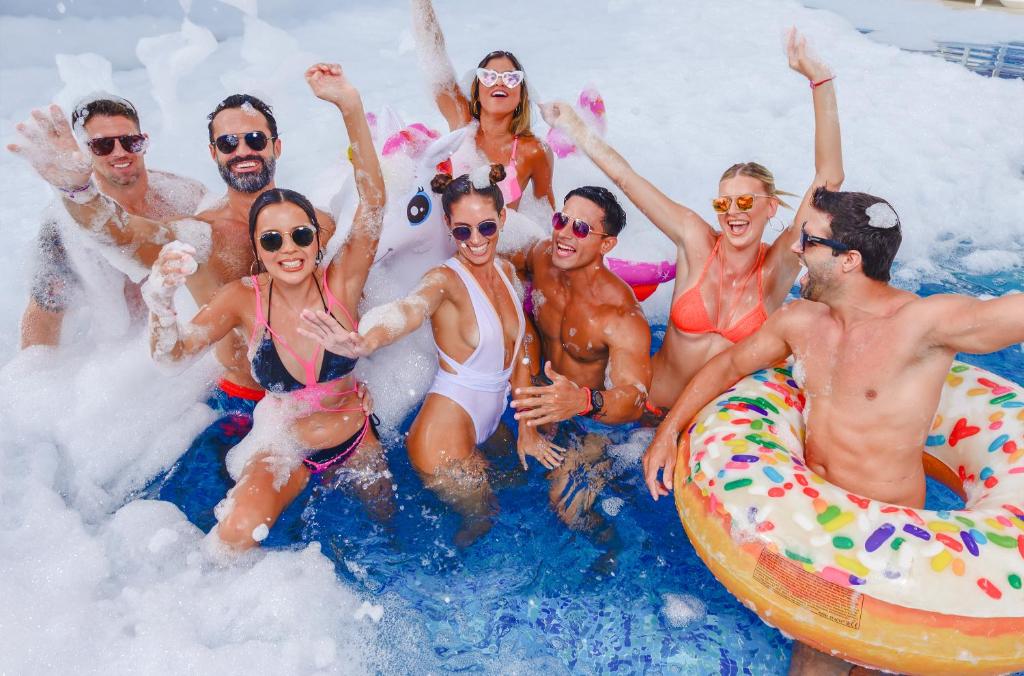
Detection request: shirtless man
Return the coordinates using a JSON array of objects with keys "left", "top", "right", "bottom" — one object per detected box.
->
[
  {"left": 8, "top": 79, "right": 338, "bottom": 416},
  {"left": 20, "top": 94, "right": 205, "bottom": 347},
  {"left": 642, "top": 187, "right": 1024, "bottom": 674},
  {"left": 509, "top": 186, "right": 652, "bottom": 532}
]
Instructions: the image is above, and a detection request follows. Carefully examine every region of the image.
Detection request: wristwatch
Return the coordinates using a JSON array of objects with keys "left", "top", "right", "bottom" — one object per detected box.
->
[{"left": 584, "top": 388, "right": 604, "bottom": 418}]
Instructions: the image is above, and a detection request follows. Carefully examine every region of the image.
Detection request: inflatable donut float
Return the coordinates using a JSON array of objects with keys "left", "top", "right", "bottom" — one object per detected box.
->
[{"left": 673, "top": 361, "right": 1024, "bottom": 674}]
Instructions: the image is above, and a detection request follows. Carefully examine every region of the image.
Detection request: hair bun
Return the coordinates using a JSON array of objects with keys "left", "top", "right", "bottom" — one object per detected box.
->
[
  {"left": 488, "top": 163, "right": 507, "bottom": 185},
  {"left": 430, "top": 172, "right": 454, "bottom": 194}
]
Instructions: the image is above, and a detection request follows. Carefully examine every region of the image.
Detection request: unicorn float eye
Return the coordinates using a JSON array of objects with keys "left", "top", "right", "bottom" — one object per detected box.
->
[{"left": 407, "top": 188, "right": 432, "bottom": 225}]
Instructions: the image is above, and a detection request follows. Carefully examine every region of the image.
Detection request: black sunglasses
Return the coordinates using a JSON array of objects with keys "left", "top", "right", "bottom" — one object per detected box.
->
[
  {"left": 552, "top": 211, "right": 610, "bottom": 239},
  {"left": 86, "top": 134, "right": 147, "bottom": 156},
  {"left": 259, "top": 225, "right": 317, "bottom": 252},
  {"left": 214, "top": 131, "right": 274, "bottom": 154},
  {"left": 451, "top": 220, "right": 498, "bottom": 242},
  {"left": 800, "top": 223, "right": 850, "bottom": 254}
]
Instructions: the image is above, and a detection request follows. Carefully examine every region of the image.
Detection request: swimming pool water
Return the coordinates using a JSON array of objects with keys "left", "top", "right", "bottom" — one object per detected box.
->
[{"left": 144, "top": 273, "right": 1020, "bottom": 674}]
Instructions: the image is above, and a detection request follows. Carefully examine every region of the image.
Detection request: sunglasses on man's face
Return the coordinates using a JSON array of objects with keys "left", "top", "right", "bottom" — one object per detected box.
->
[
  {"left": 86, "top": 134, "right": 147, "bottom": 156},
  {"left": 451, "top": 220, "right": 499, "bottom": 242},
  {"left": 476, "top": 68, "right": 525, "bottom": 89},
  {"left": 213, "top": 130, "right": 273, "bottom": 155},
  {"left": 711, "top": 193, "right": 773, "bottom": 214},
  {"left": 799, "top": 223, "right": 850, "bottom": 253},
  {"left": 258, "top": 225, "right": 317, "bottom": 252},
  {"left": 552, "top": 211, "right": 610, "bottom": 239}
]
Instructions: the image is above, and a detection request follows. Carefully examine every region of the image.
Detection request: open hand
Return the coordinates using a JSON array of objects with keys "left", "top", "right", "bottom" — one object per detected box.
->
[
  {"left": 298, "top": 308, "right": 374, "bottom": 358},
  {"left": 511, "top": 362, "right": 588, "bottom": 427},
  {"left": 305, "top": 63, "right": 361, "bottom": 110},
  {"left": 516, "top": 425, "right": 566, "bottom": 470},
  {"left": 641, "top": 425, "right": 681, "bottom": 501},
  {"left": 6, "top": 104, "right": 92, "bottom": 190},
  {"left": 786, "top": 28, "right": 831, "bottom": 83}
]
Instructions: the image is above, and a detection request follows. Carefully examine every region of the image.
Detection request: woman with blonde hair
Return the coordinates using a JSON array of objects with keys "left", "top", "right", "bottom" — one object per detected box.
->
[{"left": 540, "top": 29, "right": 845, "bottom": 417}]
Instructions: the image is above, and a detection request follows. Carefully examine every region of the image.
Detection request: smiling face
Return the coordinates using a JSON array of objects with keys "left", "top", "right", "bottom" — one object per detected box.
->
[
  {"left": 209, "top": 107, "right": 280, "bottom": 193},
  {"left": 475, "top": 55, "right": 523, "bottom": 117},
  {"left": 791, "top": 205, "right": 841, "bottom": 302},
  {"left": 254, "top": 201, "right": 319, "bottom": 283},
  {"left": 549, "top": 195, "right": 616, "bottom": 271},
  {"left": 446, "top": 194, "right": 504, "bottom": 267},
  {"left": 715, "top": 175, "right": 778, "bottom": 249},
  {"left": 83, "top": 114, "right": 146, "bottom": 187}
]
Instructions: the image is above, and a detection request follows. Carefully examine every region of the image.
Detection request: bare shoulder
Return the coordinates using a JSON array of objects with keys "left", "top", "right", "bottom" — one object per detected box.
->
[
  {"left": 518, "top": 135, "right": 550, "bottom": 163},
  {"left": 771, "top": 298, "right": 826, "bottom": 328}
]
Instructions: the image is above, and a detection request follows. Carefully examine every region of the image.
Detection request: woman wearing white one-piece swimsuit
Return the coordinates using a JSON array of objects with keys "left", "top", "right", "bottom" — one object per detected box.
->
[{"left": 301, "top": 165, "right": 564, "bottom": 547}]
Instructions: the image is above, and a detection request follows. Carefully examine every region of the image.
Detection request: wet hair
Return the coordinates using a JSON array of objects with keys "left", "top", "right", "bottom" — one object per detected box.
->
[
  {"left": 207, "top": 94, "right": 278, "bottom": 143},
  {"left": 563, "top": 186, "right": 627, "bottom": 237},
  {"left": 719, "top": 162, "right": 796, "bottom": 209},
  {"left": 248, "top": 188, "right": 321, "bottom": 261},
  {"left": 812, "top": 187, "right": 902, "bottom": 282},
  {"left": 430, "top": 164, "right": 507, "bottom": 219},
  {"left": 470, "top": 50, "right": 534, "bottom": 138},
  {"left": 71, "top": 97, "right": 140, "bottom": 131}
]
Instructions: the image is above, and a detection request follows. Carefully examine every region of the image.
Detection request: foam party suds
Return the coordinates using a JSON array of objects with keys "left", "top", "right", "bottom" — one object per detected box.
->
[{"left": 1, "top": 1, "right": 1022, "bottom": 674}]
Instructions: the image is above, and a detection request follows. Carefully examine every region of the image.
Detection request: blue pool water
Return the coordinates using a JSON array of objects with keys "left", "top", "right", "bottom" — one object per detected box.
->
[{"left": 143, "top": 272, "right": 1020, "bottom": 674}]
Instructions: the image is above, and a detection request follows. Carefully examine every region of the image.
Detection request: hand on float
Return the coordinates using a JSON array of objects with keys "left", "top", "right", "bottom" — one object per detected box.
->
[
  {"left": 297, "top": 309, "right": 374, "bottom": 358},
  {"left": 511, "top": 362, "right": 588, "bottom": 426},
  {"left": 142, "top": 241, "right": 197, "bottom": 322},
  {"left": 516, "top": 425, "right": 566, "bottom": 470},
  {"left": 642, "top": 425, "right": 678, "bottom": 501},
  {"left": 538, "top": 101, "right": 581, "bottom": 133},
  {"left": 786, "top": 27, "right": 831, "bottom": 83},
  {"left": 6, "top": 104, "right": 92, "bottom": 191},
  {"left": 305, "top": 63, "right": 361, "bottom": 111}
]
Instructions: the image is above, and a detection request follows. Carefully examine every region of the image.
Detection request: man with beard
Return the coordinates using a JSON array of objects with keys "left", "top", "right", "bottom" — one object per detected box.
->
[
  {"left": 20, "top": 94, "right": 205, "bottom": 347},
  {"left": 642, "top": 188, "right": 1024, "bottom": 674},
  {"left": 509, "top": 186, "right": 652, "bottom": 546}
]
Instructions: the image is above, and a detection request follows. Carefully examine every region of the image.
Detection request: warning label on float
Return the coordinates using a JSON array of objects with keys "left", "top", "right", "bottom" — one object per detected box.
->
[{"left": 752, "top": 549, "right": 863, "bottom": 629}]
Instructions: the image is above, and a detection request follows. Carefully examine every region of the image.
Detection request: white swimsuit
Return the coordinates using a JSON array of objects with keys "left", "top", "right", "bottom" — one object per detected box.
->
[{"left": 427, "top": 257, "right": 525, "bottom": 444}]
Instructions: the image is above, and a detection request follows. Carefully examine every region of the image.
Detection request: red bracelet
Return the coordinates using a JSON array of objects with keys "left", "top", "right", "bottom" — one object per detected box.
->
[
  {"left": 578, "top": 387, "right": 593, "bottom": 416},
  {"left": 810, "top": 76, "right": 834, "bottom": 90}
]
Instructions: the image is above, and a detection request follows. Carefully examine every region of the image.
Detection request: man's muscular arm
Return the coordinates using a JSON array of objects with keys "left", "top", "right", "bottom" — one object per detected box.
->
[
  {"left": 924, "top": 293, "right": 1024, "bottom": 355},
  {"left": 642, "top": 303, "right": 796, "bottom": 500},
  {"left": 592, "top": 304, "right": 653, "bottom": 424}
]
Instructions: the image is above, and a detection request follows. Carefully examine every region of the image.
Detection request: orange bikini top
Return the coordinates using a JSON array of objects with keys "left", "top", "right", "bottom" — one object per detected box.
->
[{"left": 670, "top": 239, "right": 768, "bottom": 344}]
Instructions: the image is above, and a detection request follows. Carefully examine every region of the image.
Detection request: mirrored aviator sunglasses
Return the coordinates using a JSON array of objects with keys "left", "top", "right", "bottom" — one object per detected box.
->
[
  {"left": 259, "top": 225, "right": 316, "bottom": 252},
  {"left": 86, "top": 134, "right": 147, "bottom": 156},
  {"left": 711, "top": 193, "right": 774, "bottom": 214},
  {"left": 551, "top": 211, "right": 608, "bottom": 239},
  {"left": 451, "top": 220, "right": 498, "bottom": 241},
  {"left": 475, "top": 68, "right": 525, "bottom": 89},
  {"left": 214, "top": 130, "right": 271, "bottom": 154}
]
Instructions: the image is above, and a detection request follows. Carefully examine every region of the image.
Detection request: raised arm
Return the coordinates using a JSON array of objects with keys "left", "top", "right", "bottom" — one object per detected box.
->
[
  {"left": 141, "top": 242, "right": 241, "bottom": 366},
  {"left": 7, "top": 104, "right": 175, "bottom": 267},
  {"left": 539, "top": 101, "right": 713, "bottom": 254},
  {"left": 642, "top": 304, "right": 796, "bottom": 500},
  {"left": 411, "top": 0, "right": 471, "bottom": 130},
  {"left": 306, "top": 63, "right": 386, "bottom": 306},
  {"left": 767, "top": 29, "right": 845, "bottom": 298},
  {"left": 925, "top": 293, "right": 1024, "bottom": 355}
]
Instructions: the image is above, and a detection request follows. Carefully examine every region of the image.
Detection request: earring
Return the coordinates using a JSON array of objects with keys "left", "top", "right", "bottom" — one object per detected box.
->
[
  {"left": 315, "top": 249, "right": 324, "bottom": 265},
  {"left": 249, "top": 259, "right": 262, "bottom": 276}
]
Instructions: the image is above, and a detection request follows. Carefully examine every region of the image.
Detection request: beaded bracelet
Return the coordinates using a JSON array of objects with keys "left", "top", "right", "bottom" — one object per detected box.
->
[{"left": 57, "top": 180, "right": 99, "bottom": 204}]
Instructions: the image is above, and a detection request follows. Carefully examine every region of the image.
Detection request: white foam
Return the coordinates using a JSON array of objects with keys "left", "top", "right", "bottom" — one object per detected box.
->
[{"left": 661, "top": 593, "right": 707, "bottom": 627}]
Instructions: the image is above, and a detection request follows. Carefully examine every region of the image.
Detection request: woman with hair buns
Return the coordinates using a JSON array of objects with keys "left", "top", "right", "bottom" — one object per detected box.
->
[
  {"left": 540, "top": 29, "right": 846, "bottom": 418},
  {"left": 300, "top": 164, "right": 560, "bottom": 547},
  {"left": 411, "top": 0, "right": 554, "bottom": 210}
]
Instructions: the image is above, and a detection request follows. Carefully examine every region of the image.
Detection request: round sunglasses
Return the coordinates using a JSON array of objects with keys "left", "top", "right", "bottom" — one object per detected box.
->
[
  {"left": 451, "top": 220, "right": 498, "bottom": 242},
  {"left": 476, "top": 68, "right": 525, "bottom": 89},
  {"left": 552, "top": 212, "right": 610, "bottom": 239},
  {"left": 86, "top": 134, "right": 147, "bottom": 157},
  {"left": 711, "top": 193, "right": 773, "bottom": 214},
  {"left": 259, "top": 225, "right": 317, "bottom": 252},
  {"left": 213, "top": 131, "right": 274, "bottom": 155}
]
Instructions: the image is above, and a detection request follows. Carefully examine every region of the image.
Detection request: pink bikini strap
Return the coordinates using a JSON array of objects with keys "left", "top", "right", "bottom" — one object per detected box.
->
[
  {"left": 320, "top": 269, "right": 358, "bottom": 331},
  {"left": 508, "top": 136, "right": 519, "bottom": 166}
]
